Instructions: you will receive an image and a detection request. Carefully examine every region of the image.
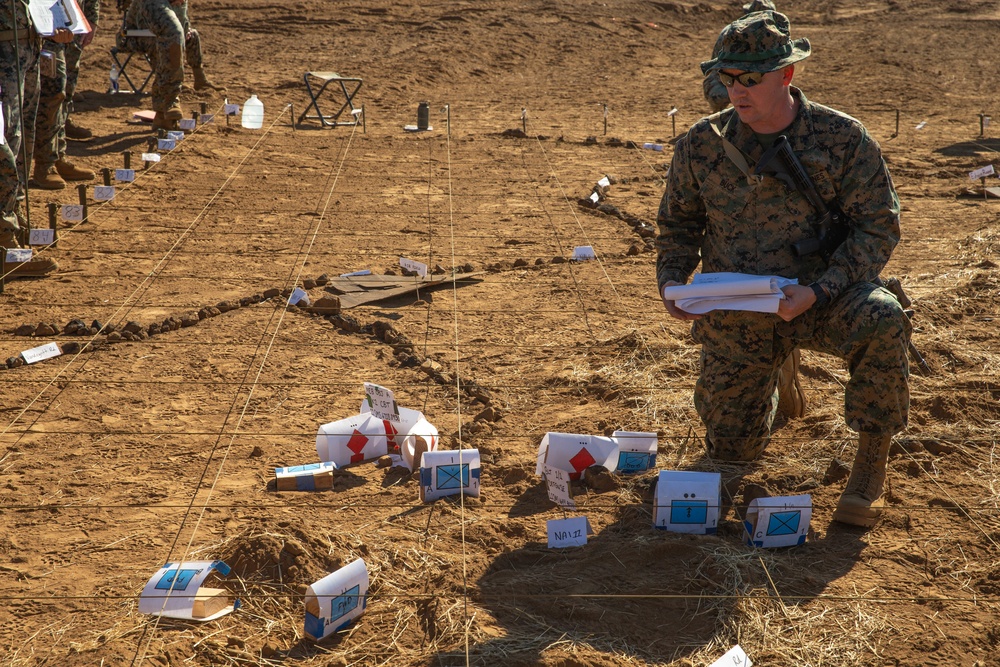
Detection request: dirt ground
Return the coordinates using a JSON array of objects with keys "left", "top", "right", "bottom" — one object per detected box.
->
[{"left": 2, "top": 0, "right": 1000, "bottom": 665}]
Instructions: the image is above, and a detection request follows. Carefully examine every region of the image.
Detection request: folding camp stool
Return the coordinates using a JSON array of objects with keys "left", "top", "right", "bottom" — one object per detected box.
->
[
  {"left": 298, "top": 72, "right": 365, "bottom": 129},
  {"left": 110, "top": 29, "right": 155, "bottom": 94}
]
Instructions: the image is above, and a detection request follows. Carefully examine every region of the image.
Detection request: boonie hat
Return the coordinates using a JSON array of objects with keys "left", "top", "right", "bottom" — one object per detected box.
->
[
  {"left": 701, "top": 11, "right": 810, "bottom": 74},
  {"left": 742, "top": 0, "right": 776, "bottom": 13}
]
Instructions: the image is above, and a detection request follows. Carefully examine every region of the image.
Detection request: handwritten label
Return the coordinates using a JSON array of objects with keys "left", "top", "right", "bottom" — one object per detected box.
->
[
  {"left": 166, "top": 131, "right": 185, "bottom": 141},
  {"left": 61, "top": 205, "right": 84, "bottom": 221},
  {"left": 5, "top": 248, "right": 32, "bottom": 263},
  {"left": 969, "top": 164, "right": 994, "bottom": 181},
  {"left": 708, "top": 645, "right": 752, "bottom": 667},
  {"left": 399, "top": 257, "right": 428, "bottom": 277},
  {"left": 642, "top": 142, "right": 663, "bottom": 151},
  {"left": 547, "top": 516, "right": 592, "bottom": 549},
  {"left": 224, "top": 103, "right": 240, "bottom": 116},
  {"left": 597, "top": 176, "right": 610, "bottom": 188},
  {"left": 363, "top": 383, "right": 400, "bottom": 423},
  {"left": 544, "top": 465, "right": 575, "bottom": 509},
  {"left": 115, "top": 168, "right": 136, "bottom": 183},
  {"left": 200, "top": 114, "right": 215, "bottom": 125},
  {"left": 179, "top": 118, "right": 196, "bottom": 131},
  {"left": 287, "top": 287, "right": 309, "bottom": 306},
  {"left": 141, "top": 152, "right": 161, "bottom": 163},
  {"left": 28, "top": 229, "right": 55, "bottom": 246},
  {"left": 157, "top": 138, "right": 176, "bottom": 151},
  {"left": 572, "top": 245, "right": 596, "bottom": 261},
  {"left": 94, "top": 185, "right": 116, "bottom": 200},
  {"left": 21, "top": 342, "right": 61, "bottom": 364}
]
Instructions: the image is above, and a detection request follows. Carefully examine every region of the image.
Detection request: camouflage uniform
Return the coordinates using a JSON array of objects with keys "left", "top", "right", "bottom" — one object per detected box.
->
[
  {"left": 703, "top": 0, "right": 777, "bottom": 113},
  {"left": 61, "top": 0, "right": 100, "bottom": 138},
  {"left": 1, "top": 0, "right": 40, "bottom": 235},
  {"left": 657, "top": 17, "right": 909, "bottom": 461},
  {"left": 125, "top": 0, "right": 185, "bottom": 114}
]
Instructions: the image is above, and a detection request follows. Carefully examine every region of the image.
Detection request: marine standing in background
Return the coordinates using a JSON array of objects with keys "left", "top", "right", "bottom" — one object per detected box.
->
[
  {"left": 175, "top": 0, "right": 221, "bottom": 92},
  {"left": 62, "top": 0, "right": 102, "bottom": 141},
  {"left": 657, "top": 12, "right": 909, "bottom": 528},
  {"left": 703, "top": 0, "right": 777, "bottom": 113},
  {"left": 125, "top": 0, "right": 188, "bottom": 130}
]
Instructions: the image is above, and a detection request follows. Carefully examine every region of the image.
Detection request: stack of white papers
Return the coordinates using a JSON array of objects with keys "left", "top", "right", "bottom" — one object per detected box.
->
[{"left": 661, "top": 272, "right": 797, "bottom": 314}]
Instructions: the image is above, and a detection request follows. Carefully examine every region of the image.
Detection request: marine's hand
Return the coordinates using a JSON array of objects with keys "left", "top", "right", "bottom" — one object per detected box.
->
[
  {"left": 80, "top": 23, "right": 97, "bottom": 48},
  {"left": 51, "top": 28, "right": 74, "bottom": 44},
  {"left": 661, "top": 280, "right": 702, "bottom": 321},
  {"left": 777, "top": 284, "right": 816, "bottom": 321}
]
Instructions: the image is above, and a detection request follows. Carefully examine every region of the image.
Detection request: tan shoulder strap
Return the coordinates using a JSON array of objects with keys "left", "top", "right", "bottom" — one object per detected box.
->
[{"left": 709, "top": 115, "right": 762, "bottom": 186}]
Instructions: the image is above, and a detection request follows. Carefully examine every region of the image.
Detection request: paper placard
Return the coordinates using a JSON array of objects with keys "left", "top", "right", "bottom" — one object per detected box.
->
[
  {"left": 744, "top": 494, "right": 811, "bottom": 548},
  {"left": 544, "top": 464, "right": 575, "bottom": 509},
  {"left": 28, "top": 0, "right": 91, "bottom": 36},
  {"left": 316, "top": 413, "right": 389, "bottom": 467},
  {"left": 547, "top": 516, "right": 593, "bottom": 548},
  {"left": 288, "top": 287, "right": 310, "bottom": 306},
  {"left": 224, "top": 103, "right": 240, "bottom": 116},
  {"left": 709, "top": 645, "right": 752, "bottom": 667},
  {"left": 157, "top": 138, "right": 176, "bottom": 151},
  {"left": 61, "top": 204, "right": 84, "bottom": 221},
  {"left": 141, "top": 152, "right": 161, "bottom": 163},
  {"left": 363, "top": 382, "right": 400, "bottom": 424},
  {"left": 200, "top": 114, "right": 215, "bottom": 124},
  {"left": 611, "top": 430, "right": 657, "bottom": 473},
  {"left": 28, "top": 229, "right": 55, "bottom": 246},
  {"left": 399, "top": 256, "right": 428, "bottom": 277},
  {"left": 667, "top": 107, "right": 678, "bottom": 117},
  {"left": 167, "top": 130, "right": 185, "bottom": 141},
  {"left": 572, "top": 245, "right": 596, "bottom": 261},
  {"left": 179, "top": 118, "right": 196, "bottom": 131},
  {"left": 274, "top": 461, "right": 337, "bottom": 491},
  {"left": 93, "top": 185, "right": 115, "bottom": 200},
  {"left": 304, "top": 558, "right": 369, "bottom": 640},
  {"left": 984, "top": 116, "right": 991, "bottom": 129},
  {"left": 597, "top": 176, "right": 610, "bottom": 188},
  {"left": 401, "top": 416, "right": 438, "bottom": 471},
  {"left": 21, "top": 342, "right": 61, "bottom": 364},
  {"left": 340, "top": 269, "right": 371, "bottom": 277},
  {"left": 138, "top": 560, "right": 237, "bottom": 621},
  {"left": 969, "top": 164, "right": 994, "bottom": 181},
  {"left": 115, "top": 168, "right": 135, "bottom": 183},
  {"left": 419, "top": 449, "right": 480, "bottom": 502},
  {"left": 915, "top": 121, "right": 927, "bottom": 130},
  {"left": 643, "top": 142, "right": 663, "bottom": 151},
  {"left": 5, "top": 248, "right": 32, "bottom": 263},
  {"left": 536, "top": 432, "right": 618, "bottom": 480},
  {"left": 653, "top": 470, "right": 721, "bottom": 534},
  {"left": 588, "top": 192, "right": 599, "bottom": 204}
]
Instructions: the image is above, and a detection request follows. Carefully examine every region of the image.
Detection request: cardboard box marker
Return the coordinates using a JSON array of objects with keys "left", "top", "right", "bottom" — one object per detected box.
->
[{"left": 192, "top": 587, "right": 230, "bottom": 619}]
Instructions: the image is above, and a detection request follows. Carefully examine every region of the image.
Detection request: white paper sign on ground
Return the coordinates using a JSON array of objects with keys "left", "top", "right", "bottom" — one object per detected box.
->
[
  {"left": 572, "top": 245, "right": 596, "bottom": 261},
  {"left": 969, "top": 164, "right": 994, "bottom": 181},
  {"left": 28, "top": 229, "right": 55, "bottom": 246},
  {"left": 316, "top": 413, "right": 388, "bottom": 468},
  {"left": 288, "top": 287, "right": 310, "bottom": 306},
  {"left": 360, "top": 403, "right": 424, "bottom": 464},
  {"left": 597, "top": 175, "right": 610, "bottom": 188},
  {"left": 179, "top": 118, "right": 196, "bottom": 131},
  {"left": 401, "top": 416, "right": 438, "bottom": 471},
  {"left": 399, "top": 256, "right": 428, "bottom": 277},
  {"left": 588, "top": 191, "right": 599, "bottom": 204},
  {"left": 61, "top": 204, "right": 84, "bottom": 221},
  {"left": 115, "top": 168, "right": 135, "bottom": 183},
  {"left": 167, "top": 130, "right": 185, "bottom": 141},
  {"left": 304, "top": 558, "right": 369, "bottom": 640},
  {"left": 915, "top": 121, "right": 927, "bottom": 130},
  {"left": 224, "top": 103, "right": 240, "bottom": 116},
  {"left": 141, "top": 152, "right": 161, "bottom": 163},
  {"left": 419, "top": 449, "right": 480, "bottom": 502},
  {"left": 544, "top": 464, "right": 575, "bottom": 509},
  {"left": 138, "top": 560, "right": 237, "bottom": 621},
  {"left": 274, "top": 461, "right": 337, "bottom": 491},
  {"left": 200, "top": 114, "right": 215, "bottom": 124},
  {"left": 547, "top": 516, "right": 593, "bottom": 548},
  {"left": 611, "top": 430, "right": 657, "bottom": 473},
  {"left": 363, "top": 382, "right": 400, "bottom": 424},
  {"left": 340, "top": 269, "right": 371, "bottom": 277},
  {"left": 743, "top": 494, "right": 811, "bottom": 548},
  {"left": 643, "top": 142, "right": 663, "bottom": 151},
  {"left": 536, "top": 432, "right": 618, "bottom": 480},
  {"left": 709, "top": 644, "right": 752, "bottom": 667},
  {"left": 21, "top": 342, "right": 61, "bottom": 364},
  {"left": 157, "top": 138, "right": 176, "bottom": 151},
  {"left": 653, "top": 470, "right": 721, "bottom": 534},
  {"left": 93, "top": 185, "right": 115, "bottom": 200},
  {"left": 5, "top": 248, "right": 32, "bottom": 263}
]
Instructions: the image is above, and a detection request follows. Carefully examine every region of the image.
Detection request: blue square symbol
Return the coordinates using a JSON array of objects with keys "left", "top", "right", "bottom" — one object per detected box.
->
[
  {"left": 617, "top": 452, "right": 653, "bottom": 473},
  {"left": 766, "top": 510, "right": 800, "bottom": 536},
  {"left": 155, "top": 567, "right": 200, "bottom": 591},
  {"left": 330, "top": 584, "right": 360, "bottom": 621},
  {"left": 670, "top": 500, "right": 708, "bottom": 525},
  {"left": 436, "top": 463, "right": 469, "bottom": 490}
]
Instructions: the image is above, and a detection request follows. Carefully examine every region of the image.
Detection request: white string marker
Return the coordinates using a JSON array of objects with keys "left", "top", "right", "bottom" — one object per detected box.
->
[{"left": 140, "top": 152, "right": 161, "bottom": 163}]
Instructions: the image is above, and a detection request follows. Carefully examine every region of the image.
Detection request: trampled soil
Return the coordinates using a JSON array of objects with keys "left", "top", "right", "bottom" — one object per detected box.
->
[{"left": 2, "top": 1, "right": 999, "bottom": 665}]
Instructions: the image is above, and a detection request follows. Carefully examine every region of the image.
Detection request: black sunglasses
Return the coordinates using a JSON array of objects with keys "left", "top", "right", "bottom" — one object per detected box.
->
[{"left": 718, "top": 70, "right": 766, "bottom": 88}]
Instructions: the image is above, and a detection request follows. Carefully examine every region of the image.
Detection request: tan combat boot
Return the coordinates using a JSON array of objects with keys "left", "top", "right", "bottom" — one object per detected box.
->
[
  {"left": 833, "top": 432, "right": 892, "bottom": 528},
  {"left": 29, "top": 161, "right": 66, "bottom": 190},
  {"left": 152, "top": 110, "right": 178, "bottom": 131},
  {"left": 776, "top": 347, "right": 806, "bottom": 419},
  {"left": 0, "top": 229, "right": 59, "bottom": 279},
  {"left": 192, "top": 66, "right": 222, "bottom": 91},
  {"left": 65, "top": 117, "right": 93, "bottom": 141},
  {"left": 55, "top": 158, "right": 95, "bottom": 182},
  {"left": 164, "top": 101, "right": 184, "bottom": 122}
]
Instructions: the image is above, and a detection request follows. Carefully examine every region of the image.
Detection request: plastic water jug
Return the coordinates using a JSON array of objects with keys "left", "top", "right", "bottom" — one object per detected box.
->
[{"left": 241, "top": 94, "right": 264, "bottom": 129}]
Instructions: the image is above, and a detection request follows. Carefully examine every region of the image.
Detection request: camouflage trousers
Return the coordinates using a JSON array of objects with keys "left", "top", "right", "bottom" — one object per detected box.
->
[
  {"left": 34, "top": 40, "right": 66, "bottom": 166},
  {"left": 125, "top": 0, "right": 185, "bottom": 112},
  {"left": 693, "top": 281, "right": 911, "bottom": 461},
  {"left": 1, "top": 39, "right": 39, "bottom": 233}
]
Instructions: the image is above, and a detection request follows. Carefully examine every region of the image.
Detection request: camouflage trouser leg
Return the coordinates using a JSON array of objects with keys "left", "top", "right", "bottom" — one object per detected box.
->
[
  {"left": 126, "top": 0, "right": 185, "bottom": 112},
  {"left": 0, "top": 40, "right": 40, "bottom": 208},
  {"left": 60, "top": 38, "right": 85, "bottom": 157},
  {"left": 1, "top": 142, "right": 18, "bottom": 232},
  {"left": 185, "top": 28, "right": 203, "bottom": 69},
  {"left": 34, "top": 41, "right": 67, "bottom": 167}
]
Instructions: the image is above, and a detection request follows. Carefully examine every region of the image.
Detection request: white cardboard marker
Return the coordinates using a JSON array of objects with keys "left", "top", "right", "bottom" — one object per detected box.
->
[
  {"left": 399, "top": 256, "right": 428, "bottom": 277},
  {"left": 224, "top": 103, "right": 240, "bottom": 116},
  {"left": 316, "top": 413, "right": 388, "bottom": 467},
  {"left": 167, "top": 130, "right": 185, "bottom": 141},
  {"left": 274, "top": 461, "right": 337, "bottom": 491},
  {"left": 611, "top": 430, "right": 657, "bottom": 473},
  {"left": 21, "top": 341, "right": 61, "bottom": 364},
  {"left": 179, "top": 118, "right": 196, "bottom": 131},
  {"left": 653, "top": 470, "right": 721, "bottom": 534},
  {"left": 536, "top": 432, "right": 618, "bottom": 480},
  {"left": 547, "top": 516, "right": 593, "bottom": 548},
  {"left": 572, "top": 245, "right": 596, "bottom": 261},
  {"left": 138, "top": 560, "right": 237, "bottom": 621},
  {"left": 61, "top": 204, "right": 84, "bottom": 221},
  {"left": 709, "top": 645, "right": 752, "bottom": 667},
  {"left": 28, "top": 229, "right": 55, "bottom": 246},
  {"left": 597, "top": 175, "right": 610, "bottom": 188},
  {"left": 157, "top": 138, "right": 176, "bottom": 151},
  {"left": 969, "top": 164, "right": 994, "bottom": 181},
  {"left": 93, "top": 185, "right": 115, "bottom": 200},
  {"left": 340, "top": 269, "right": 371, "bottom": 277},
  {"left": 141, "top": 152, "right": 161, "bottom": 163},
  {"left": 544, "top": 464, "right": 575, "bottom": 509},
  {"left": 5, "top": 248, "right": 32, "bottom": 263},
  {"left": 419, "top": 449, "right": 480, "bottom": 502},
  {"left": 915, "top": 121, "right": 927, "bottom": 130},
  {"left": 588, "top": 191, "right": 599, "bottom": 204},
  {"left": 115, "top": 168, "right": 135, "bottom": 183},
  {"left": 288, "top": 287, "right": 309, "bottom": 306},
  {"left": 744, "top": 494, "right": 811, "bottom": 548},
  {"left": 363, "top": 382, "right": 400, "bottom": 424},
  {"left": 304, "top": 558, "right": 368, "bottom": 641},
  {"left": 200, "top": 114, "right": 215, "bottom": 124},
  {"left": 643, "top": 142, "right": 664, "bottom": 151}
]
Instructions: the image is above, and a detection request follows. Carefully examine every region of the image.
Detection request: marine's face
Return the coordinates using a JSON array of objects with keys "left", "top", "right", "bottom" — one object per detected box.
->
[{"left": 720, "top": 66, "right": 789, "bottom": 131}]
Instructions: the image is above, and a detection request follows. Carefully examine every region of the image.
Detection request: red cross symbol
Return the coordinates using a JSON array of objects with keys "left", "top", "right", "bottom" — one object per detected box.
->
[
  {"left": 568, "top": 447, "right": 595, "bottom": 480},
  {"left": 346, "top": 430, "right": 369, "bottom": 463}
]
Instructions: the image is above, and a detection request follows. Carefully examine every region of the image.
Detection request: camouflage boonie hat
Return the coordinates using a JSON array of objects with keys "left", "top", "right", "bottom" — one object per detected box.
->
[
  {"left": 701, "top": 11, "right": 810, "bottom": 74},
  {"left": 742, "top": 0, "right": 776, "bottom": 13}
]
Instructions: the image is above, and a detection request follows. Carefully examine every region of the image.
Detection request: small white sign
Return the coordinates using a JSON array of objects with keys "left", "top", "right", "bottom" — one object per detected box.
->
[
  {"left": 667, "top": 107, "right": 678, "bottom": 117},
  {"left": 157, "top": 138, "right": 176, "bottom": 151},
  {"left": 544, "top": 464, "right": 575, "bottom": 509},
  {"left": 984, "top": 116, "right": 992, "bottom": 130},
  {"left": 744, "top": 494, "right": 811, "bottom": 548},
  {"left": 5, "top": 248, "right": 32, "bottom": 263},
  {"left": 141, "top": 152, "right": 161, "bottom": 163},
  {"left": 340, "top": 269, "right": 372, "bottom": 277},
  {"left": 61, "top": 204, "right": 84, "bottom": 221},
  {"left": 28, "top": 229, "right": 55, "bottom": 245},
  {"left": 224, "top": 103, "right": 240, "bottom": 116},
  {"left": 536, "top": 432, "right": 618, "bottom": 480},
  {"left": 288, "top": 287, "right": 309, "bottom": 306},
  {"left": 179, "top": 118, "right": 196, "bottom": 131},
  {"left": 115, "top": 168, "right": 136, "bottom": 183},
  {"left": 643, "top": 142, "right": 664, "bottom": 151},
  {"left": 597, "top": 175, "right": 610, "bottom": 188},
  {"left": 200, "top": 114, "right": 215, "bottom": 124},
  {"left": 94, "top": 185, "right": 115, "bottom": 200},
  {"left": 915, "top": 121, "right": 927, "bottom": 130},
  {"left": 969, "top": 164, "right": 994, "bottom": 181},
  {"left": 588, "top": 192, "right": 599, "bottom": 204},
  {"left": 547, "top": 516, "right": 593, "bottom": 549},
  {"left": 167, "top": 130, "right": 185, "bottom": 141},
  {"left": 709, "top": 645, "right": 752, "bottom": 667},
  {"left": 304, "top": 558, "right": 368, "bottom": 640},
  {"left": 611, "top": 430, "right": 658, "bottom": 473},
  {"left": 316, "top": 413, "right": 388, "bottom": 467},
  {"left": 21, "top": 341, "right": 61, "bottom": 364},
  {"left": 419, "top": 449, "right": 481, "bottom": 502},
  {"left": 363, "top": 382, "right": 400, "bottom": 423},
  {"left": 572, "top": 245, "right": 596, "bottom": 261},
  {"left": 653, "top": 470, "right": 722, "bottom": 535},
  {"left": 399, "top": 256, "right": 428, "bottom": 277},
  {"left": 138, "top": 560, "right": 236, "bottom": 621}
]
